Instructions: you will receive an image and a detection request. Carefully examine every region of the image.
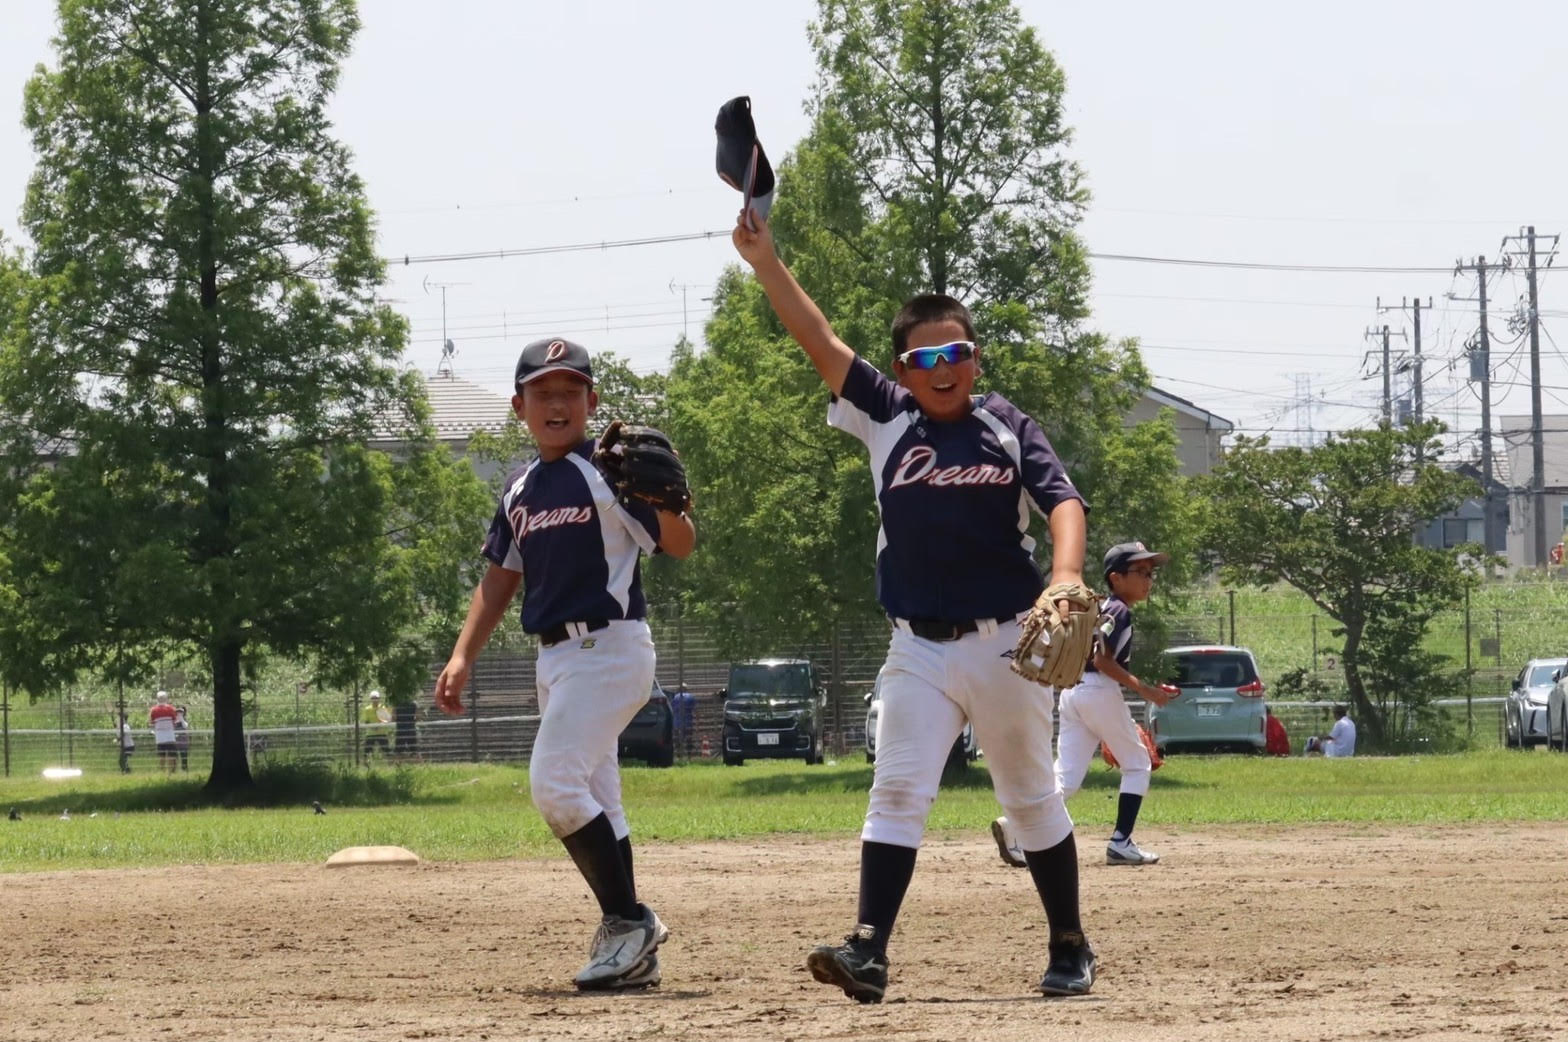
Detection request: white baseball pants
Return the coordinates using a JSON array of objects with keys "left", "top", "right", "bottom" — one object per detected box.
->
[
  {"left": 1055, "top": 672, "right": 1151, "bottom": 798},
  {"left": 866, "top": 619, "right": 1074, "bottom": 852},
  {"left": 528, "top": 619, "right": 656, "bottom": 839}
]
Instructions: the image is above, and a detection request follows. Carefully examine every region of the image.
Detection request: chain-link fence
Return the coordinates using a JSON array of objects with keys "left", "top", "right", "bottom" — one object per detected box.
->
[{"left": 0, "top": 596, "right": 1543, "bottom": 777}]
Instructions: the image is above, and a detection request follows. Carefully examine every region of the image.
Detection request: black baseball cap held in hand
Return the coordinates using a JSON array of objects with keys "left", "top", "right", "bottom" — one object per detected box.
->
[
  {"left": 715, "top": 95, "right": 775, "bottom": 224},
  {"left": 1103, "top": 541, "right": 1171, "bottom": 578},
  {"left": 514, "top": 337, "right": 593, "bottom": 389}
]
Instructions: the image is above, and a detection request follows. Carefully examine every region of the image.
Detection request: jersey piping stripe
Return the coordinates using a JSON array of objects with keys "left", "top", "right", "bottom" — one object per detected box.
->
[
  {"left": 971, "top": 405, "right": 1038, "bottom": 558},
  {"left": 566, "top": 453, "right": 653, "bottom": 614}
]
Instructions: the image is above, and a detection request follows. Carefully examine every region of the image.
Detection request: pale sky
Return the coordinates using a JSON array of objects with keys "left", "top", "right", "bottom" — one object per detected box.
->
[{"left": 3, "top": 0, "right": 1567, "bottom": 454}]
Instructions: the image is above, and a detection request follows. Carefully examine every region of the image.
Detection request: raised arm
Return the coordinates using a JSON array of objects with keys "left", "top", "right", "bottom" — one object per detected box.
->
[{"left": 732, "top": 213, "right": 855, "bottom": 396}]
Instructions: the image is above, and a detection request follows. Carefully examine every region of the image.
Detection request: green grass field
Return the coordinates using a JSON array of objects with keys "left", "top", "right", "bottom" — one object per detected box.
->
[{"left": 2, "top": 751, "right": 1565, "bottom": 873}]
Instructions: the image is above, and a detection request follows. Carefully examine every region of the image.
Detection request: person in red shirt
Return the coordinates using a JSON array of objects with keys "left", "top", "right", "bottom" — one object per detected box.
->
[
  {"left": 1264, "top": 706, "right": 1291, "bottom": 757},
  {"left": 149, "top": 691, "right": 179, "bottom": 774}
]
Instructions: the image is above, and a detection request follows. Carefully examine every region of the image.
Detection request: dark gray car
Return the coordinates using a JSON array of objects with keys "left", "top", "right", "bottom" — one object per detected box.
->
[
  {"left": 720, "top": 658, "right": 826, "bottom": 765},
  {"left": 618, "top": 681, "right": 675, "bottom": 767}
]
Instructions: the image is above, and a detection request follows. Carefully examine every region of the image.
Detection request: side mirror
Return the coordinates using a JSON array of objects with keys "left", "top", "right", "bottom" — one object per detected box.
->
[
  {"left": 717, "top": 688, "right": 728, "bottom": 700},
  {"left": 1554, "top": 670, "right": 1562, "bottom": 683}
]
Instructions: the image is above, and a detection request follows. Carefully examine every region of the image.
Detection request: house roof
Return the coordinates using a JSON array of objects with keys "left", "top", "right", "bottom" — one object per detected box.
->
[
  {"left": 1145, "top": 387, "right": 1234, "bottom": 431},
  {"left": 400, "top": 371, "right": 515, "bottom": 443}
]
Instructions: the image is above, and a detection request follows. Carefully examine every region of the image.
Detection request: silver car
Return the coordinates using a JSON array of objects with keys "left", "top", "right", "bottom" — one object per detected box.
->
[
  {"left": 1505, "top": 657, "right": 1564, "bottom": 749},
  {"left": 1147, "top": 645, "right": 1268, "bottom": 755},
  {"left": 864, "top": 669, "right": 976, "bottom": 769},
  {"left": 1547, "top": 672, "right": 1568, "bottom": 752}
]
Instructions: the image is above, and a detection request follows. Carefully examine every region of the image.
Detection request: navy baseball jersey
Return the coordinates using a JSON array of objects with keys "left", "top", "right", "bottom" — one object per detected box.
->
[
  {"left": 1087, "top": 594, "right": 1132, "bottom": 673},
  {"left": 828, "top": 356, "right": 1086, "bottom": 621},
  {"left": 482, "top": 440, "right": 662, "bottom": 634}
]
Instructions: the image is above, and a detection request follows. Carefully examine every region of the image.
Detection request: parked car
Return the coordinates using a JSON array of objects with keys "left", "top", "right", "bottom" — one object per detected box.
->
[
  {"left": 863, "top": 668, "right": 977, "bottom": 770},
  {"left": 1147, "top": 645, "right": 1267, "bottom": 755},
  {"left": 618, "top": 680, "right": 675, "bottom": 767},
  {"left": 1505, "top": 657, "right": 1564, "bottom": 749},
  {"left": 1548, "top": 669, "right": 1568, "bottom": 752},
  {"left": 720, "top": 659, "right": 826, "bottom": 765}
]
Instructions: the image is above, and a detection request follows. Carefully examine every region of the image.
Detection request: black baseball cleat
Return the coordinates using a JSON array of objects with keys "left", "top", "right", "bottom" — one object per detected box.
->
[
  {"left": 806, "top": 924, "right": 888, "bottom": 1004},
  {"left": 1038, "top": 931, "right": 1097, "bottom": 996}
]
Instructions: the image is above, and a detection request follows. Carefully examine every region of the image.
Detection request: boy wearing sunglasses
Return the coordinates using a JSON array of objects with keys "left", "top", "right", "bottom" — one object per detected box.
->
[
  {"left": 733, "top": 215, "right": 1097, "bottom": 1001},
  {"left": 994, "top": 542, "right": 1174, "bottom": 869}
]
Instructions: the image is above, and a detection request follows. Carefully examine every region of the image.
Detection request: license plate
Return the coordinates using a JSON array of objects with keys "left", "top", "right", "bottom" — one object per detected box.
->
[
  {"left": 1197, "top": 705, "right": 1224, "bottom": 717},
  {"left": 757, "top": 733, "right": 780, "bottom": 746}
]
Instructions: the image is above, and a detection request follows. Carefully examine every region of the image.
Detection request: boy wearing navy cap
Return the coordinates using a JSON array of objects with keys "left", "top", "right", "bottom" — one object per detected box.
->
[
  {"left": 994, "top": 541, "right": 1174, "bottom": 868},
  {"left": 435, "top": 337, "right": 696, "bottom": 991},
  {"left": 734, "top": 214, "right": 1097, "bottom": 1001}
]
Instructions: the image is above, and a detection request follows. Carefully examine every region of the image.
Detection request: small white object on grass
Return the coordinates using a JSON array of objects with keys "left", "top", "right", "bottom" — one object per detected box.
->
[
  {"left": 41, "top": 767, "right": 83, "bottom": 780},
  {"left": 324, "top": 845, "right": 420, "bottom": 868}
]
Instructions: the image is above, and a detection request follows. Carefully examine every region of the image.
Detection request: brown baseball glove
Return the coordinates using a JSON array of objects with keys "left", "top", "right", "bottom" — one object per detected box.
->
[
  {"left": 1010, "top": 582, "right": 1099, "bottom": 689},
  {"left": 1101, "top": 724, "right": 1164, "bottom": 771}
]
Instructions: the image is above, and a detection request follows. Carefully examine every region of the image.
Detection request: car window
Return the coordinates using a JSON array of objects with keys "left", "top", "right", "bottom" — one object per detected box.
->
[
  {"left": 1165, "top": 653, "right": 1257, "bottom": 688},
  {"left": 1529, "top": 664, "right": 1562, "bottom": 687},
  {"left": 729, "top": 664, "right": 812, "bottom": 696}
]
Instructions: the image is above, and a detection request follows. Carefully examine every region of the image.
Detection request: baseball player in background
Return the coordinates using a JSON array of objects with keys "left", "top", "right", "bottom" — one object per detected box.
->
[
  {"left": 733, "top": 213, "right": 1099, "bottom": 1001},
  {"left": 994, "top": 542, "right": 1174, "bottom": 868},
  {"left": 434, "top": 337, "right": 696, "bottom": 991}
]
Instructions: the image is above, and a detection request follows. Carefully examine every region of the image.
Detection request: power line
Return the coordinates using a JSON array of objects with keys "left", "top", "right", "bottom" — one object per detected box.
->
[{"left": 386, "top": 232, "right": 1499, "bottom": 275}]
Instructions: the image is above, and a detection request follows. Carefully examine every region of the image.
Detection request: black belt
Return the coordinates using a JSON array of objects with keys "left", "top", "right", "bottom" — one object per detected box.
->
[
  {"left": 900, "top": 618, "right": 982, "bottom": 642},
  {"left": 538, "top": 619, "right": 610, "bottom": 647}
]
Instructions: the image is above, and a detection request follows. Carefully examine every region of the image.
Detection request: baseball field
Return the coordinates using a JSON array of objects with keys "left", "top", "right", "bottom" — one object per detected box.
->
[{"left": 3, "top": 755, "right": 1566, "bottom": 1042}]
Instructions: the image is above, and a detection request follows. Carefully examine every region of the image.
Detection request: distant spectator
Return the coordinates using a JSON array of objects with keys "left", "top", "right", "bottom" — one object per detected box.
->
[
  {"left": 174, "top": 706, "right": 191, "bottom": 772},
  {"left": 149, "top": 691, "right": 178, "bottom": 775},
  {"left": 670, "top": 685, "right": 696, "bottom": 759},
  {"left": 118, "top": 714, "right": 135, "bottom": 773},
  {"left": 1264, "top": 707, "right": 1290, "bottom": 757},
  {"left": 361, "top": 690, "right": 392, "bottom": 758},
  {"left": 1305, "top": 705, "right": 1357, "bottom": 757}
]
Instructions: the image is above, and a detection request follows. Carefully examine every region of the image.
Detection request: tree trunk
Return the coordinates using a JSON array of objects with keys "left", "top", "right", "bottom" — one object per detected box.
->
[
  {"left": 1338, "top": 619, "right": 1385, "bottom": 744},
  {"left": 205, "top": 636, "right": 251, "bottom": 790},
  {"left": 191, "top": 1, "right": 249, "bottom": 791}
]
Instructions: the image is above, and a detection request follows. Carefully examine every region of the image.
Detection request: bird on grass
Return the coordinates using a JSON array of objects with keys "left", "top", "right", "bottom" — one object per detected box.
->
[
  {"left": 312, "top": 801, "right": 326, "bottom": 815},
  {"left": 7, "top": 808, "right": 19, "bottom": 822}
]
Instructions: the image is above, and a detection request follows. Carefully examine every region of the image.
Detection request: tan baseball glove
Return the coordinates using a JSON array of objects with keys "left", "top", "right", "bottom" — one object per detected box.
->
[{"left": 1010, "top": 582, "right": 1099, "bottom": 689}]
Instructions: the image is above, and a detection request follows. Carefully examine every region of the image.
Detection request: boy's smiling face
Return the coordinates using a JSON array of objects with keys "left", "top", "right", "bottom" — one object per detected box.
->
[
  {"left": 893, "top": 318, "right": 980, "bottom": 422},
  {"left": 513, "top": 371, "right": 597, "bottom": 459}
]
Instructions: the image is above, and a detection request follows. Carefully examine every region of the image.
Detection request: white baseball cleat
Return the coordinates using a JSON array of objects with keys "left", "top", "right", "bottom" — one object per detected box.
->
[
  {"left": 991, "top": 817, "right": 1028, "bottom": 868},
  {"left": 603, "top": 951, "right": 661, "bottom": 990},
  {"left": 1106, "top": 836, "right": 1160, "bottom": 865},
  {"left": 574, "top": 904, "right": 668, "bottom": 990}
]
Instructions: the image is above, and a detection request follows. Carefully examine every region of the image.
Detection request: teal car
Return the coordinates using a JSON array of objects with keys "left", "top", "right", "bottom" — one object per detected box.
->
[{"left": 1147, "top": 645, "right": 1267, "bottom": 755}]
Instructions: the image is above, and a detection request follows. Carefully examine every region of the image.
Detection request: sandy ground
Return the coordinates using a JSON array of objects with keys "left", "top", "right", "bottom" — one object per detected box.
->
[{"left": 2, "top": 824, "right": 1566, "bottom": 1042}]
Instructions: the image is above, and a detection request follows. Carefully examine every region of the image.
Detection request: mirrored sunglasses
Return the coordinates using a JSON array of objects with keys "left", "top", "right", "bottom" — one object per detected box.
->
[{"left": 896, "top": 341, "right": 977, "bottom": 370}]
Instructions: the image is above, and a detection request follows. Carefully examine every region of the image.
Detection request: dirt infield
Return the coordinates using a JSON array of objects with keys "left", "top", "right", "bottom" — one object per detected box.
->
[{"left": 3, "top": 823, "right": 1566, "bottom": 1042}]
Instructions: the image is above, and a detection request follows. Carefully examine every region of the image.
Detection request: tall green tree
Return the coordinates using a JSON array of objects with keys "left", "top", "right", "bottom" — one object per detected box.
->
[
  {"left": 1196, "top": 421, "right": 1480, "bottom": 745},
  {"left": 666, "top": 0, "right": 1195, "bottom": 652},
  {"left": 4, "top": 0, "right": 482, "bottom": 789}
]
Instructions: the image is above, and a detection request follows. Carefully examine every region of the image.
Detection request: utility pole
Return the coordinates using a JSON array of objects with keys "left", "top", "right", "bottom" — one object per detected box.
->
[
  {"left": 1501, "top": 227, "right": 1560, "bottom": 567},
  {"left": 1364, "top": 316, "right": 1400, "bottom": 423},
  {"left": 1376, "top": 297, "right": 1432, "bottom": 424},
  {"left": 1453, "top": 256, "right": 1501, "bottom": 555}
]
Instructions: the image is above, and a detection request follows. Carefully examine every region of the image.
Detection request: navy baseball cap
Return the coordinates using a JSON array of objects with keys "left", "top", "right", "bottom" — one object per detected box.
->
[
  {"left": 1103, "top": 541, "right": 1170, "bottom": 578},
  {"left": 514, "top": 337, "right": 593, "bottom": 389},
  {"left": 715, "top": 96, "right": 775, "bottom": 222}
]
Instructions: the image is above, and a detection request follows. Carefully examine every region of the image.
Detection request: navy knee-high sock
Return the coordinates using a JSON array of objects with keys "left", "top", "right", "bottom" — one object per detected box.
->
[
  {"left": 856, "top": 841, "right": 918, "bottom": 952},
  {"left": 1024, "top": 833, "right": 1082, "bottom": 937},
  {"left": 559, "top": 813, "right": 639, "bottom": 920}
]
